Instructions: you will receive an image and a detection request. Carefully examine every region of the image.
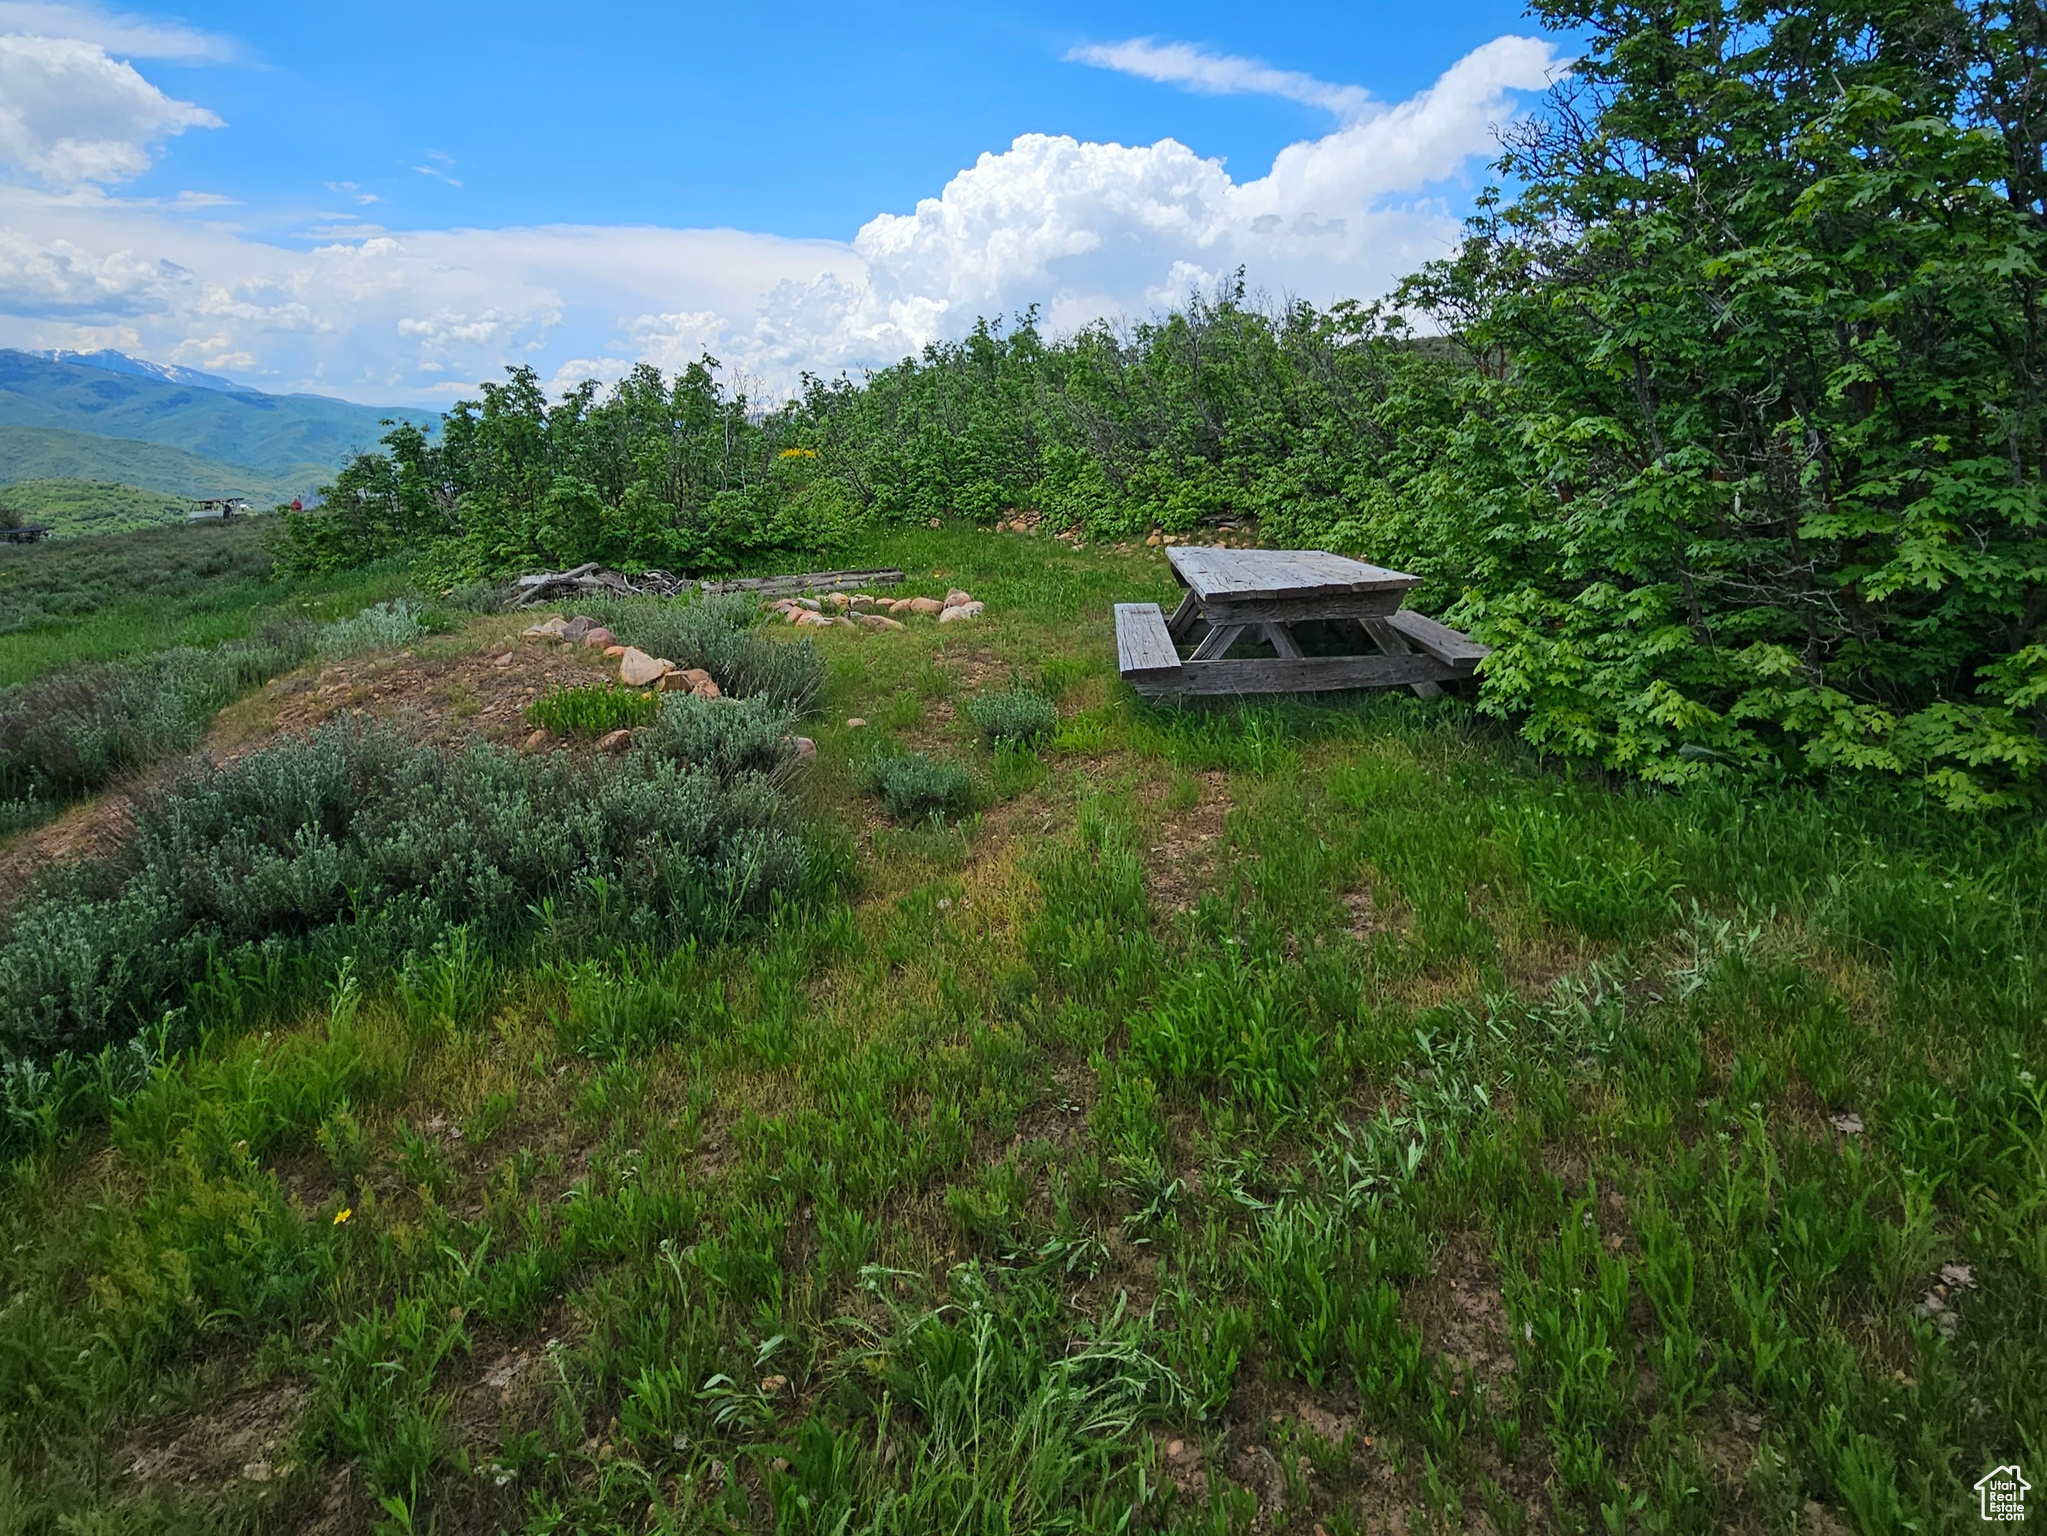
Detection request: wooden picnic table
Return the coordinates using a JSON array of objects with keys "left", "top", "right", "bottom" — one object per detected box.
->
[{"left": 1115, "top": 546, "right": 1489, "bottom": 699}]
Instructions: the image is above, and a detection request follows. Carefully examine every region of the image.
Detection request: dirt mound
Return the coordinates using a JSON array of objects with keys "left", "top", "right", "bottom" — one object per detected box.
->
[{"left": 0, "top": 626, "right": 616, "bottom": 903}]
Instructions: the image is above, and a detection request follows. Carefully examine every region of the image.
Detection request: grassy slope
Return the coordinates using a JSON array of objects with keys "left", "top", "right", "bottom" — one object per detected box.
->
[
  {"left": 0, "top": 426, "right": 308, "bottom": 504},
  {"left": 0, "top": 528, "right": 2040, "bottom": 1534},
  {"left": 0, "top": 479, "right": 193, "bottom": 538},
  {"left": 0, "top": 518, "right": 411, "bottom": 684},
  {"left": 0, "top": 350, "right": 435, "bottom": 481}
]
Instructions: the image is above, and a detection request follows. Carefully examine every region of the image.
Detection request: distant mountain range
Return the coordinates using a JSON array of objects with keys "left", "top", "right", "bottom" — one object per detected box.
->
[
  {"left": 28, "top": 349, "right": 259, "bottom": 395},
  {"left": 0, "top": 350, "right": 439, "bottom": 531}
]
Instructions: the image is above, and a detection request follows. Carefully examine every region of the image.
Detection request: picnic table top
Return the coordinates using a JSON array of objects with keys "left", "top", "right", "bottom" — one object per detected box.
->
[{"left": 1166, "top": 546, "right": 1422, "bottom": 604}]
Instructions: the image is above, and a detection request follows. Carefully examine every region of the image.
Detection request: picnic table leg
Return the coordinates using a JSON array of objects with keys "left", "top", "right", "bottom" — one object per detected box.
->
[
  {"left": 1263, "top": 623, "right": 1304, "bottom": 659},
  {"left": 1189, "top": 624, "right": 1247, "bottom": 662},
  {"left": 1359, "top": 617, "right": 1443, "bottom": 699},
  {"left": 1166, "top": 592, "right": 1203, "bottom": 642}
]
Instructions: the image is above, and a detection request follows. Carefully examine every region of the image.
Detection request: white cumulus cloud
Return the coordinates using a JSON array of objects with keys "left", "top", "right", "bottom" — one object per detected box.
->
[
  {"left": 0, "top": 33, "right": 1558, "bottom": 403},
  {"left": 0, "top": 33, "right": 221, "bottom": 186},
  {"left": 1067, "top": 37, "right": 1374, "bottom": 121}
]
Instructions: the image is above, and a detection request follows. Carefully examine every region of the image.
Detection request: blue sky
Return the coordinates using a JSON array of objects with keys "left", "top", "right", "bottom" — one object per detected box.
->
[{"left": 0, "top": 1, "right": 1563, "bottom": 403}]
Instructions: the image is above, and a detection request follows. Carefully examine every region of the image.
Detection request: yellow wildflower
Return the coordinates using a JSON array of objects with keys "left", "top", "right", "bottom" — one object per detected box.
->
[
  {"left": 777, "top": 447, "right": 819, "bottom": 460},
  {"left": 333, "top": 1207, "right": 352, "bottom": 1225}
]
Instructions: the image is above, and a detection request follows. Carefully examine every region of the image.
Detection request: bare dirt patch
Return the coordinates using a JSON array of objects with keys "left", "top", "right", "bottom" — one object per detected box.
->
[
  {"left": 248, "top": 635, "right": 612, "bottom": 755},
  {"left": 122, "top": 1379, "right": 307, "bottom": 1489},
  {"left": 1406, "top": 1233, "right": 1516, "bottom": 1383},
  {"left": 1141, "top": 770, "right": 1230, "bottom": 915}
]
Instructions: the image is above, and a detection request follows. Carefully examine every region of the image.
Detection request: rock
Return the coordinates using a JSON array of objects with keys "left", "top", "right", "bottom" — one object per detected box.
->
[
  {"left": 618, "top": 648, "right": 673, "bottom": 686},
  {"left": 938, "top": 601, "right": 985, "bottom": 623},
  {"left": 524, "top": 729, "right": 551, "bottom": 751},
  {"left": 824, "top": 592, "right": 851, "bottom": 610},
  {"left": 795, "top": 597, "right": 822, "bottom": 612},
  {"left": 855, "top": 614, "right": 905, "bottom": 632},
  {"left": 848, "top": 593, "right": 875, "bottom": 610},
  {"left": 905, "top": 596, "right": 945, "bottom": 615},
  {"left": 662, "top": 667, "right": 720, "bottom": 700},
  {"left": 794, "top": 610, "right": 835, "bottom": 627},
  {"left": 785, "top": 607, "right": 809, "bottom": 624},
  {"left": 944, "top": 588, "right": 973, "bottom": 607},
  {"left": 595, "top": 729, "right": 633, "bottom": 754},
  {"left": 832, "top": 615, "right": 858, "bottom": 628},
  {"left": 1146, "top": 531, "right": 1162, "bottom": 547},
  {"left": 493, "top": 651, "right": 515, "bottom": 667},
  {"left": 846, "top": 717, "right": 867, "bottom": 728},
  {"left": 522, "top": 615, "right": 569, "bottom": 641},
  {"left": 793, "top": 736, "right": 817, "bottom": 761},
  {"left": 581, "top": 626, "right": 615, "bottom": 649},
  {"left": 562, "top": 616, "right": 594, "bottom": 643},
  {"left": 603, "top": 644, "right": 627, "bottom": 657}
]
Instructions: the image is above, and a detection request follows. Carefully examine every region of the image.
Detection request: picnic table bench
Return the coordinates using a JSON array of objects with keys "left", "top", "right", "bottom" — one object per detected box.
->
[{"left": 1115, "top": 547, "right": 1489, "bottom": 699}]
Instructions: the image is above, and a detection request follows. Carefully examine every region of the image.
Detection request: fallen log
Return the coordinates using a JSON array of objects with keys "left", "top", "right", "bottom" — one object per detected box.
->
[
  {"left": 700, "top": 568, "right": 905, "bottom": 597},
  {"left": 509, "top": 565, "right": 903, "bottom": 608}
]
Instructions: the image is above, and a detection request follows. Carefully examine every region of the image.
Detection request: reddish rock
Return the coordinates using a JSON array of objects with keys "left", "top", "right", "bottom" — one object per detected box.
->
[
  {"left": 581, "top": 627, "right": 615, "bottom": 649},
  {"left": 595, "top": 729, "right": 633, "bottom": 754}
]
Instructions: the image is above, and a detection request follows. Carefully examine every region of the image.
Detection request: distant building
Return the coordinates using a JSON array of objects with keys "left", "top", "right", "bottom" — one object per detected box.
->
[
  {"left": 187, "top": 497, "right": 252, "bottom": 522},
  {"left": 0, "top": 522, "right": 51, "bottom": 544}
]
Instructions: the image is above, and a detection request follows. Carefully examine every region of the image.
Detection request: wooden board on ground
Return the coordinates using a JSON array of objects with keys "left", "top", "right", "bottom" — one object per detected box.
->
[{"left": 701, "top": 568, "right": 905, "bottom": 597}]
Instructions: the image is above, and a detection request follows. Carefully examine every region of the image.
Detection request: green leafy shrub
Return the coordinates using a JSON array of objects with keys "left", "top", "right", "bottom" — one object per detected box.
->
[
  {"left": 316, "top": 597, "right": 423, "bottom": 658},
  {"left": 0, "top": 716, "right": 808, "bottom": 1074},
  {"left": 863, "top": 753, "right": 974, "bottom": 822},
  {"left": 524, "top": 684, "right": 660, "bottom": 738},
  {"left": 965, "top": 688, "right": 1057, "bottom": 745}
]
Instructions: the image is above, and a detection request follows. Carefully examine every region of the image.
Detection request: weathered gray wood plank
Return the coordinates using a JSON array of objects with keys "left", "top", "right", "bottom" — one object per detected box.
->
[
  {"left": 1165, "top": 591, "right": 1202, "bottom": 641},
  {"left": 1385, "top": 609, "right": 1490, "bottom": 669},
  {"left": 1132, "top": 652, "right": 1462, "bottom": 698},
  {"left": 1188, "top": 623, "right": 1247, "bottom": 662},
  {"left": 701, "top": 567, "right": 905, "bottom": 596},
  {"left": 1167, "top": 546, "right": 1421, "bottom": 602},
  {"left": 1263, "top": 623, "right": 1304, "bottom": 659},
  {"left": 1115, "top": 603, "right": 1184, "bottom": 679},
  {"left": 1198, "top": 591, "right": 1407, "bottom": 624},
  {"left": 1359, "top": 616, "right": 1443, "bottom": 700}
]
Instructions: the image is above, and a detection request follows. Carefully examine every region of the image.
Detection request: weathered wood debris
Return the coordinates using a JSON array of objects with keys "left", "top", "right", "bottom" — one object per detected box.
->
[{"left": 509, "top": 564, "right": 905, "bottom": 608}]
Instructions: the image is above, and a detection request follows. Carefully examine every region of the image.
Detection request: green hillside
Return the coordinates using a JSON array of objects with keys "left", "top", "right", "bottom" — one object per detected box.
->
[
  {"left": 0, "top": 479, "right": 192, "bottom": 538},
  {"left": 0, "top": 425, "right": 306, "bottom": 504},
  {"left": 0, "top": 350, "right": 435, "bottom": 483}
]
